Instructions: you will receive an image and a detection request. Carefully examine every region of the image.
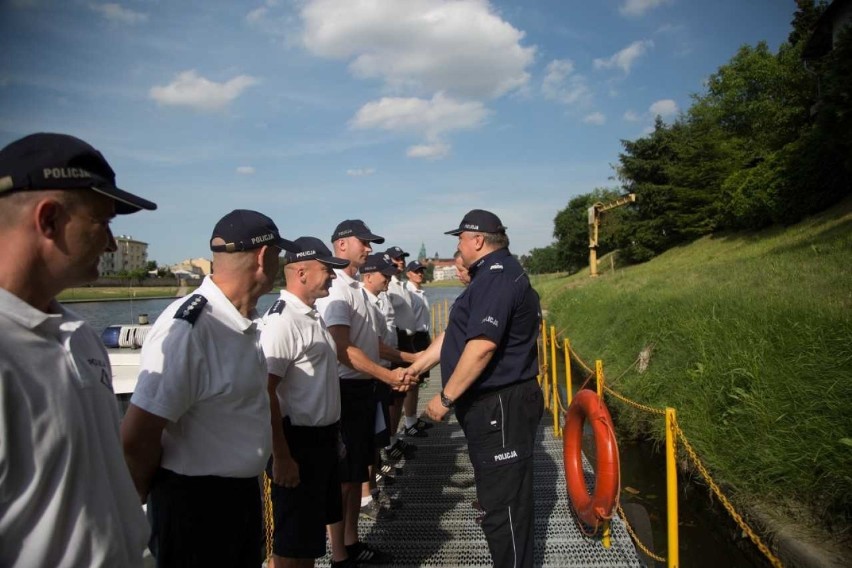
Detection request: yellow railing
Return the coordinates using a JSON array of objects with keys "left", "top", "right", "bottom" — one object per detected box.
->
[
  {"left": 536, "top": 319, "right": 784, "bottom": 568},
  {"left": 430, "top": 298, "right": 450, "bottom": 339}
]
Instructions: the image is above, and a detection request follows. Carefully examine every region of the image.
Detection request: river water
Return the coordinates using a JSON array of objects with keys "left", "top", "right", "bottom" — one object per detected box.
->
[
  {"left": 64, "top": 285, "right": 767, "bottom": 567},
  {"left": 66, "top": 286, "right": 465, "bottom": 333}
]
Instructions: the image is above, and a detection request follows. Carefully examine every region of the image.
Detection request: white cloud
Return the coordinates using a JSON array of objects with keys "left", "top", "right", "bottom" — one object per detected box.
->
[
  {"left": 300, "top": 0, "right": 535, "bottom": 99},
  {"left": 149, "top": 71, "right": 259, "bottom": 112},
  {"left": 236, "top": 166, "right": 255, "bottom": 175},
  {"left": 593, "top": 40, "right": 653, "bottom": 74},
  {"left": 351, "top": 92, "right": 489, "bottom": 139},
  {"left": 648, "top": 98, "right": 678, "bottom": 118},
  {"left": 542, "top": 59, "right": 592, "bottom": 107},
  {"left": 246, "top": 0, "right": 279, "bottom": 24},
  {"left": 89, "top": 3, "right": 148, "bottom": 25},
  {"left": 623, "top": 110, "right": 641, "bottom": 122},
  {"left": 406, "top": 142, "right": 450, "bottom": 160},
  {"left": 583, "top": 112, "right": 606, "bottom": 125},
  {"left": 619, "top": 0, "right": 674, "bottom": 17},
  {"left": 346, "top": 168, "right": 376, "bottom": 177},
  {"left": 246, "top": 7, "right": 268, "bottom": 23}
]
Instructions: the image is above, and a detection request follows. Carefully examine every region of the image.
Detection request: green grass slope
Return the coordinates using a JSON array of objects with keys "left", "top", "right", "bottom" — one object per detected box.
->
[{"left": 534, "top": 197, "right": 852, "bottom": 531}]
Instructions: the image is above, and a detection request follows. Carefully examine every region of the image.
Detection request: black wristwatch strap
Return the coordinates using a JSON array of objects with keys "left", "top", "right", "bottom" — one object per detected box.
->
[{"left": 440, "top": 389, "right": 455, "bottom": 409}]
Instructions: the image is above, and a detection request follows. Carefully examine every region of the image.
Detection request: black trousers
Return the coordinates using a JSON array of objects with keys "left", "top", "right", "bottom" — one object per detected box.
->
[
  {"left": 147, "top": 468, "right": 262, "bottom": 568},
  {"left": 456, "top": 379, "right": 543, "bottom": 568}
]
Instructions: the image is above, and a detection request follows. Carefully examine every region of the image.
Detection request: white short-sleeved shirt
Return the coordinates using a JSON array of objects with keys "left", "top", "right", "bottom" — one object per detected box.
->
[
  {"left": 261, "top": 290, "right": 341, "bottom": 427},
  {"left": 378, "top": 291, "right": 398, "bottom": 349},
  {"left": 387, "top": 275, "right": 416, "bottom": 334},
  {"left": 315, "top": 269, "right": 379, "bottom": 380},
  {"left": 363, "top": 288, "right": 395, "bottom": 366},
  {"left": 406, "top": 281, "right": 431, "bottom": 333},
  {"left": 0, "top": 289, "right": 148, "bottom": 568},
  {"left": 131, "top": 276, "right": 272, "bottom": 478}
]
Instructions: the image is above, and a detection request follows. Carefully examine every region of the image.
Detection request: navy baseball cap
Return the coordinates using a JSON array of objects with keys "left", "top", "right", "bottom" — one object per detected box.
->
[
  {"left": 385, "top": 246, "right": 410, "bottom": 260},
  {"left": 0, "top": 132, "right": 157, "bottom": 214},
  {"left": 286, "top": 236, "right": 349, "bottom": 268},
  {"left": 360, "top": 253, "right": 398, "bottom": 276},
  {"left": 445, "top": 209, "right": 507, "bottom": 236},
  {"left": 331, "top": 219, "right": 385, "bottom": 244},
  {"left": 210, "top": 210, "right": 298, "bottom": 253},
  {"left": 406, "top": 260, "right": 426, "bottom": 273}
]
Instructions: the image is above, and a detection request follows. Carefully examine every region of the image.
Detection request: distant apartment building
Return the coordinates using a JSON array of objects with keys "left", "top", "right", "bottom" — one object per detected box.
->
[
  {"left": 432, "top": 264, "right": 459, "bottom": 281},
  {"left": 170, "top": 258, "right": 212, "bottom": 280},
  {"left": 423, "top": 256, "right": 459, "bottom": 281},
  {"left": 99, "top": 235, "right": 148, "bottom": 276}
]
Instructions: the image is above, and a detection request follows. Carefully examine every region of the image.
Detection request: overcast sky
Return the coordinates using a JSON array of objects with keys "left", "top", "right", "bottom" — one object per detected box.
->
[{"left": 0, "top": 0, "right": 795, "bottom": 263}]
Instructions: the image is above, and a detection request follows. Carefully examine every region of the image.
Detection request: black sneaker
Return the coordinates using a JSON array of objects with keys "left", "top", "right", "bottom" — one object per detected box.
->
[
  {"left": 395, "top": 438, "right": 418, "bottom": 452},
  {"left": 383, "top": 440, "right": 416, "bottom": 461},
  {"left": 359, "top": 499, "right": 395, "bottom": 521},
  {"left": 346, "top": 541, "right": 393, "bottom": 565},
  {"left": 330, "top": 558, "right": 359, "bottom": 568},
  {"left": 404, "top": 424, "right": 428, "bottom": 437},
  {"left": 375, "top": 490, "right": 403, "bottom": 510},
  {"left": 375, "top": 471, "right": 395, "bottom": 486},
  {"left": 415, "top": 418, "right": 434, "bottom": 430},
  {"left": 378, "top": 461, "right": 403, "bottom": 476}
]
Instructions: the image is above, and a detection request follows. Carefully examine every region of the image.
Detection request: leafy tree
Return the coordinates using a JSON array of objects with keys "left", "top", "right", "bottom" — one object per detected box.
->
[
  {"left": 788, "top": 0, "right": 827, "bottom": 47},
  {"left": 553, "top": 187, "right": 627, "bottom": 272},
  {"left": 524, "top": 245, "right": 561, "bottom": 274},
  {"left": 145, "top": 260, "right": 158, "bottom": 272}
]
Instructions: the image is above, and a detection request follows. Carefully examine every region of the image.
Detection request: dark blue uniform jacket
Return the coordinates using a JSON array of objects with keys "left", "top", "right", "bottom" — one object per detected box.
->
[{"left": 440, "top": 248, "right": 541, "bottom": 396}]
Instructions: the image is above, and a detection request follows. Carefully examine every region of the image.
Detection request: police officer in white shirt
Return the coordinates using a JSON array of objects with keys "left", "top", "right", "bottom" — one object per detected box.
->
[
  {"left": 384, "top": 246, "right": 424, "bottom": 458},
  {"left": 402, "top": 260, "right": 433, "bottom": 437},
  {"left": 315, "top": 220, "right": 413, "bottom": 565},
  {"left": 121, "top": 209, "right": 297, "bottom": 568},
  {"left": 261, "top": 236, "right": 355, "bottom": 568},
  {"left": 0, "top": 133, "right": 156, "bottom": 568}
]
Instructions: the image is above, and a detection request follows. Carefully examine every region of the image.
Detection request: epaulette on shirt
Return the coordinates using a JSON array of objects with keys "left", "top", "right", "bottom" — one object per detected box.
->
[
  {"left": 174, "top": 294, "right": 207, "bottom": 325},
  {"left": 266, "top": 299, "right": 286, "bottom": 316},
  {"left": 489, "top": 262, "right": 504, "bottom": 273}
]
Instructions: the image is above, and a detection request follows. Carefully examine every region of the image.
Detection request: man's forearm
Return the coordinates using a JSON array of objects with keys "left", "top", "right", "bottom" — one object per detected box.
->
[
  {"left": 441, "top": 337, "right": 496, "bottom": 401},
  {"left": 121, "top": 404, "right": 168, "bottom": 503}
]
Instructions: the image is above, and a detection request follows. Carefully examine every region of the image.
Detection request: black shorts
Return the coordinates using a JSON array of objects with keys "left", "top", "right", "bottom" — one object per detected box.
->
[
  {"left": 147, "top": 468, "right": 262, "bottom": 568},
  {"left": 339, "top": 379, "right": 376, "bottom": 483},
  {"left": 395, "top": 329, "right": 431, "bottom": 389},
  {"left": 373, "top": 380, "right": 392, "bottom": 448},
  {"left": 266, "top": 421, "right": 343, "bottom": 558}
]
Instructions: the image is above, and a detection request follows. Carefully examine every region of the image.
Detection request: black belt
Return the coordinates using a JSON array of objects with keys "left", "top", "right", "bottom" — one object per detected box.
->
[
  {"left": 466, "top": 377, "right": 538, "bottom": 402},
  {"left": 283, "top": 418, "right": 339, "bottom": 443}
]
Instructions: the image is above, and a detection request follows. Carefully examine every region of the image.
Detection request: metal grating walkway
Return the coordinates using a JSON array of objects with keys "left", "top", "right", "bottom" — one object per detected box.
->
[{"left": 319, "top": 372, "right": 643, "bottom": 567}]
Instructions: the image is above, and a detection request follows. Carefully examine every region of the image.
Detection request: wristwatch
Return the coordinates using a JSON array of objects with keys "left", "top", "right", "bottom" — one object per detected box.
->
[{"left": 440, "top": 389, "right": 455, "bottom": 409}]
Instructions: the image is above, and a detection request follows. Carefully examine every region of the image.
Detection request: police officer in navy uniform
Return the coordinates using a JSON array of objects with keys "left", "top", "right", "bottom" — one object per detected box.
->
[{"left": 406, "top": 209, "right": 543, "bottom": 568}]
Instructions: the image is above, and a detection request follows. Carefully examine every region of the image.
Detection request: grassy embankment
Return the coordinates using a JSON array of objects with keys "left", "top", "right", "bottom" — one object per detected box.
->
[
  {"left": 533, "top": 198, "right": 851, "bottom": 538},
  {"left": 57, "top": 286, "right": 196, "bottom": 302}
]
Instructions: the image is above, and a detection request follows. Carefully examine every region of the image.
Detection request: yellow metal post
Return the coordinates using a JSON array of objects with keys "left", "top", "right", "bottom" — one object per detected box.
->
[
  {"left": 550, "top": 326, "right": 558, "bottom": 437},
  {"left": 666, "top": 408, "right": 680, "bottom": 568},
  {"left": 595, "top": 360, "right": 604, "bottom": 398},
  {"left": 540, "top": 320, "right": 548, "bottom": 379},
  {"left": 602, "top": 520, "right": 612, "bottom": 548},
  {"left": 564, "top": 338, "right": 573, "bottom": 406}
]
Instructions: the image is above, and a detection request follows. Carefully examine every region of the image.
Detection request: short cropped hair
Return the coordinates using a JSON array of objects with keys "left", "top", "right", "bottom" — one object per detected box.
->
[{"left": 483, "top": 231, "right": 509, "bottom": 249}]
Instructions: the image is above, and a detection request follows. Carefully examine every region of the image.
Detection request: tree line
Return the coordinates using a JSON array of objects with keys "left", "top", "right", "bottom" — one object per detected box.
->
[{"left": 523, "top": 1, "right": 851, "bottom": 274}]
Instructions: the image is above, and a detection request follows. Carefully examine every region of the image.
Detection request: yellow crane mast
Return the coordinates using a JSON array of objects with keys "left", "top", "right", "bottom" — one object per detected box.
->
[{"left": 588, "top": 193, "right": 636, "bottom": 277}]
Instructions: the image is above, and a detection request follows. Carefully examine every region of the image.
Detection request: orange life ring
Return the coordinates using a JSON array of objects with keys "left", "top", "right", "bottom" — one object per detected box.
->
[{"left": 563, "top": 389, "right": 620, "bottom": 532}]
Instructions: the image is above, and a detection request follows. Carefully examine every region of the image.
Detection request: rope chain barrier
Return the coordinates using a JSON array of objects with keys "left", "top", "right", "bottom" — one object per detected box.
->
[
  {"left": 616, "top": 503, "right": 667, "bottom": 563},
  {"left": 262, "top": 472, "right": 274, "bottom": 563},
  {"left": 674, "top": 424, "right": 784, "bottom": 568},
  {"left": 542, "top": 325, "right": 785, "bottom": 568}
]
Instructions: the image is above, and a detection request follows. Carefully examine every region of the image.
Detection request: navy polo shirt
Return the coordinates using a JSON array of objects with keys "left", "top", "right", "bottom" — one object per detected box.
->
[{"left": 440, "top": 248, "right": 541, "bottom": 394}]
